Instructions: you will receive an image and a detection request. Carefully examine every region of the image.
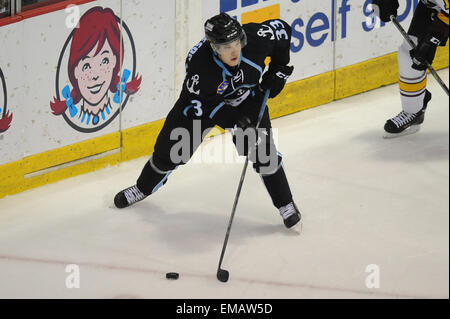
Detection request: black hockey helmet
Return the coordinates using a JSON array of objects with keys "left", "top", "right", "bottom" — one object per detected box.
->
[{"left": 204, "top": 12, "right": 247, "bottom": 48}]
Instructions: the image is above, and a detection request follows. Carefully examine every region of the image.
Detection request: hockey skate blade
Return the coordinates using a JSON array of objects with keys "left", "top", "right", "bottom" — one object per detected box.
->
[
  {"left": 288, "top": 220, "right": 303, "bottom": 236},
  {"left": 383, "top": 125, "right": 421, "bottom": 139}
]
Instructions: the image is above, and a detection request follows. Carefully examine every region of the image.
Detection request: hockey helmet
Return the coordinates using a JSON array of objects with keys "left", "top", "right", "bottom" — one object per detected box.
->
[{"left": 204, "top": 13, "right": 247, "bottom": 48}]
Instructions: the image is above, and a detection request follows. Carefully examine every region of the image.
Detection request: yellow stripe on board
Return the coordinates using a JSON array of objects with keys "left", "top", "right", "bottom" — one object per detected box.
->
[
  {"left": 269, "top": 71, "right": 335, "bottom": 119},
  {"left": 437, "top": 12, "right": 449, "bottom": 25},
  {"left": 121, "top": 119, "right": 165, "bottom": 162},
  {"left": 335, "top": 53, "right": 399, "bottom": 100},
  {"left": 335, "top": 41, "right": 449, "bottom": 100},
  {"left": 241, "top": 4, "right": 280, "bottom": 24},
  {"left": 0, "top": 161, "right": 24, "bottom": 197},
  {"left": 434, "top": 41, "right": 450, "bottom": 68},
  {"left": 21, "top": 152, "right": 121, "bottom": 197},
  {"left": 22, "top": 132, "right": 120, "bottom": 174}
]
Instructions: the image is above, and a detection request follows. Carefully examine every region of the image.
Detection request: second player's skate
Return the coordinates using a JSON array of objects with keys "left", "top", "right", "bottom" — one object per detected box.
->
[{"left": 383, "top": 90, "right": 432, "bottom": 138}]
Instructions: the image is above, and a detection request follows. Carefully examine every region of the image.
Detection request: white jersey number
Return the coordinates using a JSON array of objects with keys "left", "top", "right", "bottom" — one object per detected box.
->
[
  {"left": 269, "top": 20, "right": 289, "bottom": 40},
  {"left": 191, "top": 100, "right": 203, "bottom": 117}
]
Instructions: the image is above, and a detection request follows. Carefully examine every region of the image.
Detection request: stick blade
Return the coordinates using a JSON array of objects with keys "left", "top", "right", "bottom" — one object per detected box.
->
[{"left": 217, "top": 269, "right": 229, "bottom": 283}]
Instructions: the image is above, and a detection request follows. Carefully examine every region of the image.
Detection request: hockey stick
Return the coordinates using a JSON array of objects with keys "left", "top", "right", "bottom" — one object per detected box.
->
[
  {"left": 216, "top": 89, "right": 271, "bottom": 283},
  {"left": 390, "top": 15, "right": 449, "bottom": 96}
]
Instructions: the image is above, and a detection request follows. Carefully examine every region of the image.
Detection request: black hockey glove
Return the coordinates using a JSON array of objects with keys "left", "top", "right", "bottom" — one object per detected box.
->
[
  {"left": 260, "top": 65, "right": 294, "bottom": 99},
  {"left": 371, "top": 0, "right": 399, "bottom": 23},
  {"left": 235, "top": 116, "right": 254, "bottom": 131},
  {"left": 410, "top": 16, "right": 449, "bottom": 71},
  {"left": 410, "top": 37, "right": 439, "bottom": 71},
  {"left": 231, "top": 115, "right": 261, "bottom": 157}
]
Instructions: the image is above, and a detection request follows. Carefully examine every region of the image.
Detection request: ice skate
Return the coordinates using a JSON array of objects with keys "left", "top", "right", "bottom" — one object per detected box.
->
[
  {"left": 279, "top": 202, "right": 301, "bottom": 229},
  {"left": 383, "top": 90, "right": 431, "bottom": 138},
  {"left": 114, "top": 185, "right": 147, "bottom": 208}
]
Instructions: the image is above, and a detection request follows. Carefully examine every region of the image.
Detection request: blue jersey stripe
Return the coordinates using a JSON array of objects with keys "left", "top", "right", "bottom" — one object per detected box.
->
[
  {"left": 213, "top": 53, "right": 233, "bottom": 77},
  {"left": 209, "top": 101, "right": 226, "bottom": 119}
]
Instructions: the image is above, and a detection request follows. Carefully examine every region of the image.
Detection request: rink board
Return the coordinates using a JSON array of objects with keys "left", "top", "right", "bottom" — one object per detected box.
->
[{"left": 0, "top": 0, "right": 449, "bottom": 198}]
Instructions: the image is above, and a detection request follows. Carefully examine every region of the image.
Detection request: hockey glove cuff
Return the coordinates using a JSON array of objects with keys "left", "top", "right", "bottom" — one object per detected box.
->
[
  {"left": 260, "top": 65, "right": 294, "bottom": 99},
  {"left": 410, "top": 36, "right": 439, "bottom": 71},
  {"left": 233, "top": 116, "right": 254, "bottom": 132},
  {"left": 410, "top": 13, "right": 449, "bottom": 71}
]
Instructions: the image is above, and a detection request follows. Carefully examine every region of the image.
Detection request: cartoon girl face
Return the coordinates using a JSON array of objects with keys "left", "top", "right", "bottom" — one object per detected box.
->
[
  {"left": 50, "top": 6, "right": 141, "bottom": 132},
  {"left": 74, "top": 39, "right": 117, "bottom": 109}
]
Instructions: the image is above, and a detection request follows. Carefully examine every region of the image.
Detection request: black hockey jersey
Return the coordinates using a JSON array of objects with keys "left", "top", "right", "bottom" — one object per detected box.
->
[
  {"left": 421, "top": 0, "right": 449, "bottom": 17},
  {"left": 179, "top": 19, "right": 292, "bottom": 127}
]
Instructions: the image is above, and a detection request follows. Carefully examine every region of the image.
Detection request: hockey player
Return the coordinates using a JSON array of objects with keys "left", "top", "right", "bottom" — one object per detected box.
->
[
  {"left": 114, "top": 13, "right": 301, "bottom": 228},
  {"left": 372, "top": 0, "right": 449, "bottom": 137}
]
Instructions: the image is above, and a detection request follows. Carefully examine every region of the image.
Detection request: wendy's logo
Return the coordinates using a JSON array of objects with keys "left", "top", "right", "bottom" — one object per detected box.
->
[
  {"left": 0, "top": 67, "right": 13, "bottom": 134},
  {"left": 50, "top": 6, "right": 142, "bottom": 133}
]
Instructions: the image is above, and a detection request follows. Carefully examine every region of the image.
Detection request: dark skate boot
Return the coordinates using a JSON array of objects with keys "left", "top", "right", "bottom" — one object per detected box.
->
[
  {"left": 114, "top": 185, "right": 147, "bottom": 208},
  {"left": 383, "top": 90, "right": 432, "bottom": 138},
  {"left": 279, "top": 202, "right": 301, "bottom": 228}
]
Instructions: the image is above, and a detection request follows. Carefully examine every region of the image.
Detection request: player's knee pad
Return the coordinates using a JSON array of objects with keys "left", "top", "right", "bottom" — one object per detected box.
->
[
  {"left": 253, "top": 153, "right": 283, "bottom": 176},
  {"left": 150, "top": 153, "right": 177, "bottom": 173},
  {"left": 137, "top": 154, "right": 176, "bottom": 195}
]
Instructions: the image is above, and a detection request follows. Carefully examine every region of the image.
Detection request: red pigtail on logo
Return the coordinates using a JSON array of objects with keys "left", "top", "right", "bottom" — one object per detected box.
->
[
  {"left": 113, "top": 73, "right": 142, "bottom": 96},
  {"left": 50, "top": 97, "right": 67, "bottom": 115},
  {"left": 50, "top": 88, "right": 78, "bottom": 115},
  {"left": 125, "top": 73, "right": 142, "bottom": 95},
  {"left": 0, "top": 110, "right": 13, "bottom": 133}
]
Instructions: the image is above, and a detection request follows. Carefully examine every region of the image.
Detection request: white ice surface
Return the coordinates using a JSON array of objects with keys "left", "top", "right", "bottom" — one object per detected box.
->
[{"left": 0, "top": 70, "right": 448, "bottom": 299}]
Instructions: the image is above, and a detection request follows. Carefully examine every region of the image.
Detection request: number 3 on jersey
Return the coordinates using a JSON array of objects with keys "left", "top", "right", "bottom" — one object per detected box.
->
[
  {"left": 183, "top": 99, "right": 203, "bottom": 117},
  {"left": 191, "top": 100, "right": 203, "bottom": 116}
]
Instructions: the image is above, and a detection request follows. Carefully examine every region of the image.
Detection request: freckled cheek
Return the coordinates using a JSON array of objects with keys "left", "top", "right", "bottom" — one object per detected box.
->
[
  {"left": 99, "top": 65, "right": 114, "bottom": 79},
  {"left": 78, "top": 74, "right": 90, "bottom": 86},
  {"left": 81, "top": 71, "right": 92, "bottom": 82}
]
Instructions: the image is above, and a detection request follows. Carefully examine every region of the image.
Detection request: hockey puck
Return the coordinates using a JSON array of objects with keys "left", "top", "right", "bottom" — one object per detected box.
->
[{"left": 166, "top": 272, "right": 179, "bottom": 280}]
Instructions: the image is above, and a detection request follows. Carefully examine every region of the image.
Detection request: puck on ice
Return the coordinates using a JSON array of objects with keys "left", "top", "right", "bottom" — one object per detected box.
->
[{"left": 166, "top": 272, "right": 179, "bottom": 280}]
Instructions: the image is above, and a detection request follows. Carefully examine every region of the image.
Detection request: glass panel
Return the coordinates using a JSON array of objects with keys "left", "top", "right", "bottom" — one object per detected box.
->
[
  {"left": 21, "top": 0, "right": 66, "bottom": 12},
  {"left": 0, "top": 0, "right": 11, "bottom": 18}
]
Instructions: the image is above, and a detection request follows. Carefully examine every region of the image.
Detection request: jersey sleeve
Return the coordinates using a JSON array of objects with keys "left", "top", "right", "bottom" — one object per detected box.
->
[
  {"left": 436, "top": 0, "right": 449, "bottom": 25},
  {"left": 250, "top": 19, "right": 292, "bottom": 67},
  {"left": 423, "top": 0, "right": 449, "bottom": 42},
  {"left": 424, "top": 0, "right": 449, "bottom": 24}
]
